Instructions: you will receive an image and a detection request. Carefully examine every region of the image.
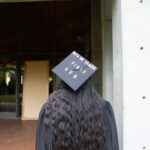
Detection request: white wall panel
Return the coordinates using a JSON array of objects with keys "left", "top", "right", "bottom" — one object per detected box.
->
[{"left": 121, "top": 0, "right": 150, "bottom": 149}]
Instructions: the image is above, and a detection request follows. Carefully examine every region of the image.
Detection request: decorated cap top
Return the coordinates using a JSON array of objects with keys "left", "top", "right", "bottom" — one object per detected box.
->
[{"left": 52, "top": 51, "right": 98, "bottom": 91}]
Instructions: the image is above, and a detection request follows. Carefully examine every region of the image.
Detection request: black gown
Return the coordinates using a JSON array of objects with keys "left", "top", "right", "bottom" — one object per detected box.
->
[{"left": 36, "top": 100, "right": 119, "bottom": 150}]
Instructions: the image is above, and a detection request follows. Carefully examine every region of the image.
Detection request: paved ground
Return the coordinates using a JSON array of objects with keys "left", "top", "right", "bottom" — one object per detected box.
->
[{"left": 0, "top": 119, "right": 37, "bottom": 150}]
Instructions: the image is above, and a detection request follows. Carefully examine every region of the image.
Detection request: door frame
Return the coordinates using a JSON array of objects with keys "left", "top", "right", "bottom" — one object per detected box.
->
[{"left": 0, "top": 55, "right": 21, "bottom": 118}]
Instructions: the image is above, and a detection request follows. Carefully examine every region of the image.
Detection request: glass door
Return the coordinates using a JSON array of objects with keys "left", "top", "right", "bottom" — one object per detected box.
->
[{"left": 0, "top": 60, "right": 16, "bottom": 118}]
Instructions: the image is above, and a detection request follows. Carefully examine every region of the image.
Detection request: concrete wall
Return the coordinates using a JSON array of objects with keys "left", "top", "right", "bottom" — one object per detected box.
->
[
  {"left": 102, "top": 0, "right": 123, "bottom": 149},
  {"left": 92, "top": 1, "right": 123, "bottom": 149},
  {"left": 112, "top": 0, "right": 123, "bottom": 149},
  {"left": 107, "top": 0, "right": 150, "bottom": 149},
  {"left": 101, "top": 0, "right": 113, "bottom": 104},
  {"left": 121, "top": 0, "right": 150, "bottom": 149}
]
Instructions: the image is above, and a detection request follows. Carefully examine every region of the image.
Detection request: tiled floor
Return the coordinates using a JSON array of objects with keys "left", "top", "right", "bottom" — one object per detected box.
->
[{"left": 0, "top": 119, "right": 37, "bottom": 150}]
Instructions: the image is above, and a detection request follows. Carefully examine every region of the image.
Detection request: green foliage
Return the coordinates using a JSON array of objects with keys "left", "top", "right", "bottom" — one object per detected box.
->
[
  {"left": 0, "top": 65, "right": 15, "bottom": 84},
  {"left": 0, "top": 65, "right": 16, "bottom": 95},
  {"left": 0, "top": 94, "right": 16, "bottom": 103},
  {"left": 7, "top": 74, "right": 16, "bottom": 94}
]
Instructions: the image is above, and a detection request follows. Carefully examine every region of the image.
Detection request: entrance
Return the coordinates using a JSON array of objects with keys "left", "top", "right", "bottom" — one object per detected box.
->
[
  {"left": 0, "top": 1, "right": 102, "bottom": 119},
  {"left": 0, "top": 57, "right": 23, "bottom": 118}
]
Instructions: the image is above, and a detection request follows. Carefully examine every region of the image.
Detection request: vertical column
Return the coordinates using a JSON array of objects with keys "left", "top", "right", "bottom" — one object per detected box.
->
[
  {"left": 16, "top": 4, "right": 23, "bottom": 117},
  {"left": 16, "top": 57, "right": 21, "bottom": 117},
  {"left": 101, "top": 0, "right": 113, "bottom": 103},
  {"left": 112, "top": 0, "right": 123, "bottom": 149},
  {"left": 91, "top": 0, "right": 102, "bottom": 95}
]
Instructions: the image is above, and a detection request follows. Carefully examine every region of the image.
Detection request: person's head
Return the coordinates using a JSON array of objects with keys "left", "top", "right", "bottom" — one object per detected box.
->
[{"left": 44, "top": 79, "right": 105, "bottom": 150}]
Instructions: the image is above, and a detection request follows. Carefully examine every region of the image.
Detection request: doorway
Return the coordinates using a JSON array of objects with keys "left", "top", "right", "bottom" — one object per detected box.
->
[{"left": 0, "top": 1, "right": 93, "bottom": 119}]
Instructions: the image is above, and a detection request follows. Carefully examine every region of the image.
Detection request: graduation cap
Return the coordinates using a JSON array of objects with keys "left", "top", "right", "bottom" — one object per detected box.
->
[{"left": 52, "top": 51, "right": 98, "bottom": 91}]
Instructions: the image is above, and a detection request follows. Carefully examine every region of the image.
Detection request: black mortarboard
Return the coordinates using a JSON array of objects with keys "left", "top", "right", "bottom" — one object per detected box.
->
[{"left": 52, "top": 51, "right": 98, "bottom": 91}]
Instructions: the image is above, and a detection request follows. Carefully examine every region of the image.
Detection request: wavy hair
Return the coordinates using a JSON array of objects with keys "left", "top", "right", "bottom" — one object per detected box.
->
[{"left": 44, "top": 79, "right": 105, "bottom": 150}]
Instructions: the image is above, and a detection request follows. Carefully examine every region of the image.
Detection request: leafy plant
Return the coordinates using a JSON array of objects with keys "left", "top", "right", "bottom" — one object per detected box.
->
[{"left": 0, "top": 94, "right": 16, "bottom": 103}]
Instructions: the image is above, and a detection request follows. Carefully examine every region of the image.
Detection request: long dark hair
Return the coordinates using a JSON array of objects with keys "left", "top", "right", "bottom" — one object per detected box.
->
[{"left": 44, "top": 79, "right": 105, "bottom": 150}]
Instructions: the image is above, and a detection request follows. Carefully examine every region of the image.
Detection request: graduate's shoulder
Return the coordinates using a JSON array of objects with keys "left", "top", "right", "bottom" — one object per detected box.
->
[
  {"left": 39, "top": 90, "right": 61, "bottom": 113},
  {"left": 98, "top": 98, "right": 114, "bottom": 115},
  {"left": 103, "top": 100, "right": 113, "bottom": 110}
]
